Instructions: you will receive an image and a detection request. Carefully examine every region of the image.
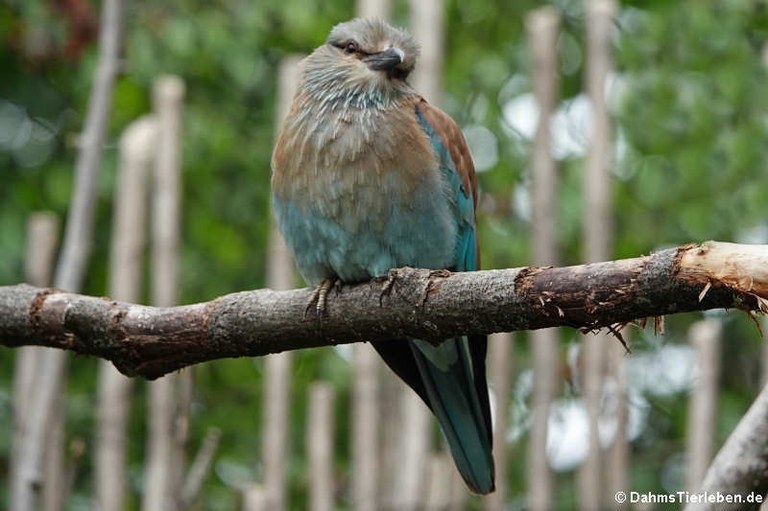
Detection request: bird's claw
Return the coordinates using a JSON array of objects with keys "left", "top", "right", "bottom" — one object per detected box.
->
[
  {"left": 422, "top": 269, "right": 452, "bottom": 306},
  {"left": 376, "top": 269, "right": 399, "bottom": 306},
  {"left": 428, "top": 269, "right": 451, "bottom": 279},
  {"left": 305, "top": 278, "right": 340, "bottom": 318}
]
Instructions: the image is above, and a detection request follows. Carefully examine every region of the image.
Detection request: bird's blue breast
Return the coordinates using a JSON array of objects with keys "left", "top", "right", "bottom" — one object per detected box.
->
[{"left": 273, "top": 171, "right": 457, "bottom": 285}]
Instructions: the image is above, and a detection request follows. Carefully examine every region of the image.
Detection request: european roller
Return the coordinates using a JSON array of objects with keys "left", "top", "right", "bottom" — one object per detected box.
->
[{"left": 271, "top": 18, "right": 495, "bottom": 494}]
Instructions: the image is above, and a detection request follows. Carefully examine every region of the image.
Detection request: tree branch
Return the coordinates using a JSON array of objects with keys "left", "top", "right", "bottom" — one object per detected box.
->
[
  {"left": 684, "top": 382, "right": 768, "bottom": 511},
  {"left": 1, "top": 241, "right": 767, "bottom": 380}
]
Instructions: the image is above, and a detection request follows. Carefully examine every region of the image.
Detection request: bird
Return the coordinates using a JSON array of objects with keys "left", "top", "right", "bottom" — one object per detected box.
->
[{"left": 271, "top": 18, "right": 495, "bottom": 494}]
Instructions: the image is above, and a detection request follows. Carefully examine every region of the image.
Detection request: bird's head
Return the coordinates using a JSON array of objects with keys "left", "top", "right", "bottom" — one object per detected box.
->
[{"left": 301, "top": 18, "right": 420, "bottom": 105}]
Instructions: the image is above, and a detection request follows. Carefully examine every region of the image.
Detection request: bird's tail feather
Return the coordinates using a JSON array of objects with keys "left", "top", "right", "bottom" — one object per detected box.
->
[{"left": 409, "top": 337, "right": 495, "bottom": 495}]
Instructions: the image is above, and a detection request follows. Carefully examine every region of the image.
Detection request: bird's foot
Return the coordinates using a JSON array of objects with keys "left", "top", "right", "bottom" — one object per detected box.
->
[
  {"left": 422, "top": 269, "right": 452, "bottom": 306},
  {"left": 305, "top": 278, "right": 340, "bottom": 318},
  {"left": 376, "top": 269, "right": 400, "bottom": 306}
]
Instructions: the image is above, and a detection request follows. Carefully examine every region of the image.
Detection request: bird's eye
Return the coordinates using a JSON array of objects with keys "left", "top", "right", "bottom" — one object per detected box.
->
[{"left": 344, "top": 41, "right": 358, "bottom": 54}]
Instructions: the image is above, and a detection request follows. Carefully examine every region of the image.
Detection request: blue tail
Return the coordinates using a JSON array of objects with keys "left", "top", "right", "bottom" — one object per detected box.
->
[{"left": 372, "top": 335, "right": 495, "bottom": 494}]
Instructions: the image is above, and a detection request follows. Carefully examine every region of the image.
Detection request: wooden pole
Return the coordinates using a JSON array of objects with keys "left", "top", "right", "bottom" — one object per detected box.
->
[
  {"left": 605, "top": 338, "right": 629, "bottom": 504},
  {"left": 9, "top": 1, "right": 123, "bottom": 509},
  {"left": 410, "top": 0, "right": 444, "bottom": 106},
  {"left": 525, "top": 7, "right": 561, "bottom": 511},
  {"left": 10, "top": 214, "right": 59, "bottom": 511},
  {"left": 483, "top": 333, "right": 514, "bottom": 511},
  {"left": 143, "top": 75, "right": 185, "bottom": 511},
  {"left": 261, "top": 54, "right": 303, "bottom": 511},
  {"left": 307, "top": 383, "right": 336, "bottom": 511},
  {"left": 582, "top": 0, "right": 615, "bottom": 264},
  {"left": 580, "top": 1, "right": 618, "bottom": 509},
  {"left": 352, "top": 345, "right": 380, "bottom": 511},
  {"left": 355, "top": 0, "right": 390, "bottom": 20},
  {"left": 241, "top": 485, "right": 268, "bottom": 511},
  {"left": 423, "top": 453, "right": 455, "bottom": 510},
  {"left": 685, "top": 319, "right": 722, "bottom": 493},
  {"left": 95, "top": 115, "right": 156, "bottom": 511}
]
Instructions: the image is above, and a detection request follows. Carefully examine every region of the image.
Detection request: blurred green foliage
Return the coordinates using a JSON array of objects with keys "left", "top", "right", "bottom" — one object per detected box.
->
[{"left": 1, "top": 0, "right": 767, "bottom": 509}]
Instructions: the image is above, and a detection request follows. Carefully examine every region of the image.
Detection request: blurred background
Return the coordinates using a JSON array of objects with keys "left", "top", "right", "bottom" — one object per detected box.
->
[{"left": 2, "top": 0, "right": 768, "bottom": 510}]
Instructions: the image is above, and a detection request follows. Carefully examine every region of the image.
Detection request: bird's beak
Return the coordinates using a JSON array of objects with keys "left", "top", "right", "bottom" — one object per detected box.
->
[{"left": 364, "top": 47, "right": 405, "bottom": 71}]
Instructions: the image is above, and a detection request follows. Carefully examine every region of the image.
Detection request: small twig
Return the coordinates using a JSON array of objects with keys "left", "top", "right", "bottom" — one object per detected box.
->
[{"left": 179, "top": 427, "right": 222, "bottom": 510}]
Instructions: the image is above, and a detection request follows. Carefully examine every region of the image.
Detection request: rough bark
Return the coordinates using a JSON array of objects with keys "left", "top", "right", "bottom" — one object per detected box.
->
[{"left": 1, "top": 242, "right": 766, "bottom": 379}]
